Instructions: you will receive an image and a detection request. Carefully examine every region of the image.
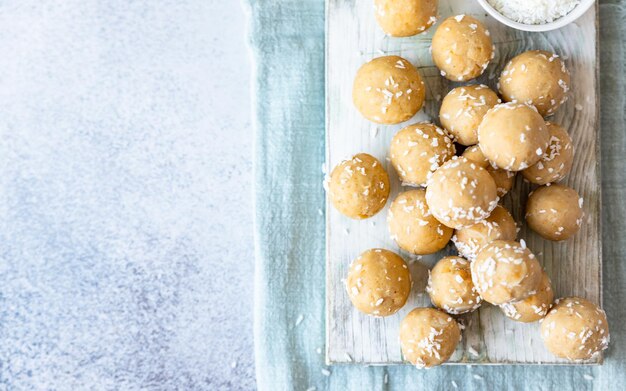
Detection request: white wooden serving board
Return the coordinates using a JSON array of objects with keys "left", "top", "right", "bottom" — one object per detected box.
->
[{"left": 325, "top": 0, "right": 600, "bottom": 365}]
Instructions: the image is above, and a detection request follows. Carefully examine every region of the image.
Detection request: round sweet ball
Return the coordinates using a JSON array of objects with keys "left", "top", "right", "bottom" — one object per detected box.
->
[
  {"left": 462, "top": 145, "right": 516, "bottom": 197},
  {"left": 499, "top": 50, "right": 570, "bottom": 117},
  {"left": 388, "top": 190, "right": 453, "bottom": 255},
  {"left": 400, "top": 307, "right": 461, "bottom": 368},
  {"left": 346, "top": 249, "right": 411, "bottom": 317},
  {"left": 500, "top": 270, "right": 554, "bottom": 323},
  {"left": 374, "top": 0, "right": 438, "bottom": 37},
  {"left": 478, "top": 102, "right": 550, "bottom": 171},
  {"left": 353, "top": 56, "right": 426, "bottom": 124},
  {"left": 439, "top": 85, "right": 500, "bottom": 146},
  {"left": 522, "top": 122, "right": 574, "bottom": 185},
  {"left": 328, "top": 153, "right": 390, "bottom": 219},
  {"left": 525, "top": 184, "right": 583, "bottom": 241},
  {"left": 541, "top": 297, "right": 610, "bottom": 361},
  {"left": 390, "top": 122, "right": 456, "bottom": 186},
  {"left": 426, "top": 256, "right": 482, "bottom": 314},
  {"left": 425, "top": 156, "right": 498, "bottom": 229},
  {"left": 489, "top": 168, "right": 516, "bottom": 198},
  {"left": 471, "top": 240, "right": 543, "bottom": 305},
  {"left": 461, "top": 144, "right": 490, "bottom": 168},
  {"left": 431, "top": 15, "right": 494, "bottom": 82},
  {"left": 452, "top": 205, "right": 517, "bottom": 260}
]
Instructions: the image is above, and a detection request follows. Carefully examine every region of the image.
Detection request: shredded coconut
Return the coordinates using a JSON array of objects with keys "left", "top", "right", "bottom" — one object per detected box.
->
[{"left": 487, "top": 0, "right": 580, "bottom": 25}]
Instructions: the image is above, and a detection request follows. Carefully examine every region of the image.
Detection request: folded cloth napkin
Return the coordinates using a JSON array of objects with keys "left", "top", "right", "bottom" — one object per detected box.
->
[{"left": 245, "top": 0, "right": 626, "bottom": 389}]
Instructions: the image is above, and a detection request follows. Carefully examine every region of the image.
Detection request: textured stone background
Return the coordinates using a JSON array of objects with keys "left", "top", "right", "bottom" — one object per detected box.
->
[{"left": 0, "top": 1, "right": 254, "bottom": 389}]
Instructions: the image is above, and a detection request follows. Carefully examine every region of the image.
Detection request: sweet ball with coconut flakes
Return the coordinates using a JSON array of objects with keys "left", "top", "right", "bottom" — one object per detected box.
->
[
  {"left": 425, "top": 156, "right": 498, "bottom": 229},
  {"left": 352, "top": 56, "right": 426, "bottom": 124},
  {"left": 399, "top": 307, "right": 461, "bottom": 368},
  {"left": 345, "top": 249, "right": 411, "bottom": 317},
  {"left": 327, "top": 153, "right": 390, "bottom": 219}
]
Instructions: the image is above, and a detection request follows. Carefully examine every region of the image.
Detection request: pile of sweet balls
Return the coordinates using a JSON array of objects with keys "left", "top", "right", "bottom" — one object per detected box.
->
[{"left": 328, "top": 0, "right": 610, "bottom": 369}]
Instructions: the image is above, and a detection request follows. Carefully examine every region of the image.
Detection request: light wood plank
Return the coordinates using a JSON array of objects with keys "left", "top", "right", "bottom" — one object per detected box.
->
[{"left": 326, "top": 0, "right": 601, "bottom": 365}]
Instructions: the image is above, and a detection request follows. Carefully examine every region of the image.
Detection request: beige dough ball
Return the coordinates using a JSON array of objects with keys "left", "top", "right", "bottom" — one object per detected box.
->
[
  {"left": 461, "top": 144, "right": 490, "bottom": 168},
  {"left": 541, "top": 297, "right": 610, "bottom": 361},
  {"left": 439, "top": 84, "right": 500, "bottom": 145},
  {"left": 500, "top": 270, "right": 554, "bottom": 323},
  {"left": 426, "top": 256, "right": 482, "bottom": 314},
  {"left": 489, "top": 168, "right": 516, "bottom": 197},
  {"left": 425, "top": 156, "right": 498, "bottom": 229},
  {"left": 462, "top": 145, "right": 516, "bottom": 197},
  {"left": 328, "top": 153, "right": 390, "bottom": 219},
  {"left": 471, "top": 240, "right": 543, "bottom": 305},
  {"left": 374, "top": 0, "right": 438, "bottom": 37},
  {"left": 399, "top": 307, "right": 461, "bottom": 368},
  {"left": 478, "top": 102, "right": 550, "bottom": 171},
  {"left": 390, "top": 122, "right": 456, "bottom": 186},
  {"left": 431, "top": 15, "right": 494, "bottom": 81},
  {"left": 388, "top": 190, "right": 453, "bottom": 255},
  {"left": 499, "top": 50, "right": 570, "bottom": 116},
  {"left": 525, "top": 184, "right": 583, "bottom": 241},
  {"left": 522, "top": 122, "right": 574, "bottom": 185},
  {"left": 353, "top": 56, "right": 426, "bottom": 124},
  {"left": 452, "top": 205, "right": 517, "bottom": 260},
  {"left": 345, "top": 249, "right": 411, "bottom": 317}
]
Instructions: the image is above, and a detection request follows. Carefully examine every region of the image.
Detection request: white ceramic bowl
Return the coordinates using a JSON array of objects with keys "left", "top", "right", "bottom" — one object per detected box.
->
[{"left": 476, "top": 0, "right": 596, "bottom": 32}]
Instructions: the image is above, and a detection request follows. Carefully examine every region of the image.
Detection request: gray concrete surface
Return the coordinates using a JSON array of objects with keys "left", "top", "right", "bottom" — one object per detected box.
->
[{"left": 0, "top": 1, "right": 255, "bottom": 389}]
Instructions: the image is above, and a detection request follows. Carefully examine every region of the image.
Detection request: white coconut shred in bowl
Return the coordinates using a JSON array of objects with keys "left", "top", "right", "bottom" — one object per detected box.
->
[{"left": 487, "top": 0, "right": 581, "bottom": 25}]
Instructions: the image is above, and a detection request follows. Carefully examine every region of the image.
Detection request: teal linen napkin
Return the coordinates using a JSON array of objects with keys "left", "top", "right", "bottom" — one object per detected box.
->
[{"left": 245, "top": 0, "right": 626, "bottom": 389}]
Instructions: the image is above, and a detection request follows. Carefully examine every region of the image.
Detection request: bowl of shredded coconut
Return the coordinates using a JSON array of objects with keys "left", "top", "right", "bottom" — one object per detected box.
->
[{"left": 477, "top": 0, "right": 595, "bottom": 32}]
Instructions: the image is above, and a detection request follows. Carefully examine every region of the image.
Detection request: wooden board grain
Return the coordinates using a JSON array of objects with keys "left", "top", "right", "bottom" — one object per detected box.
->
[{"left": 325, "top": 0, "right": 601, "bottom": 365}]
